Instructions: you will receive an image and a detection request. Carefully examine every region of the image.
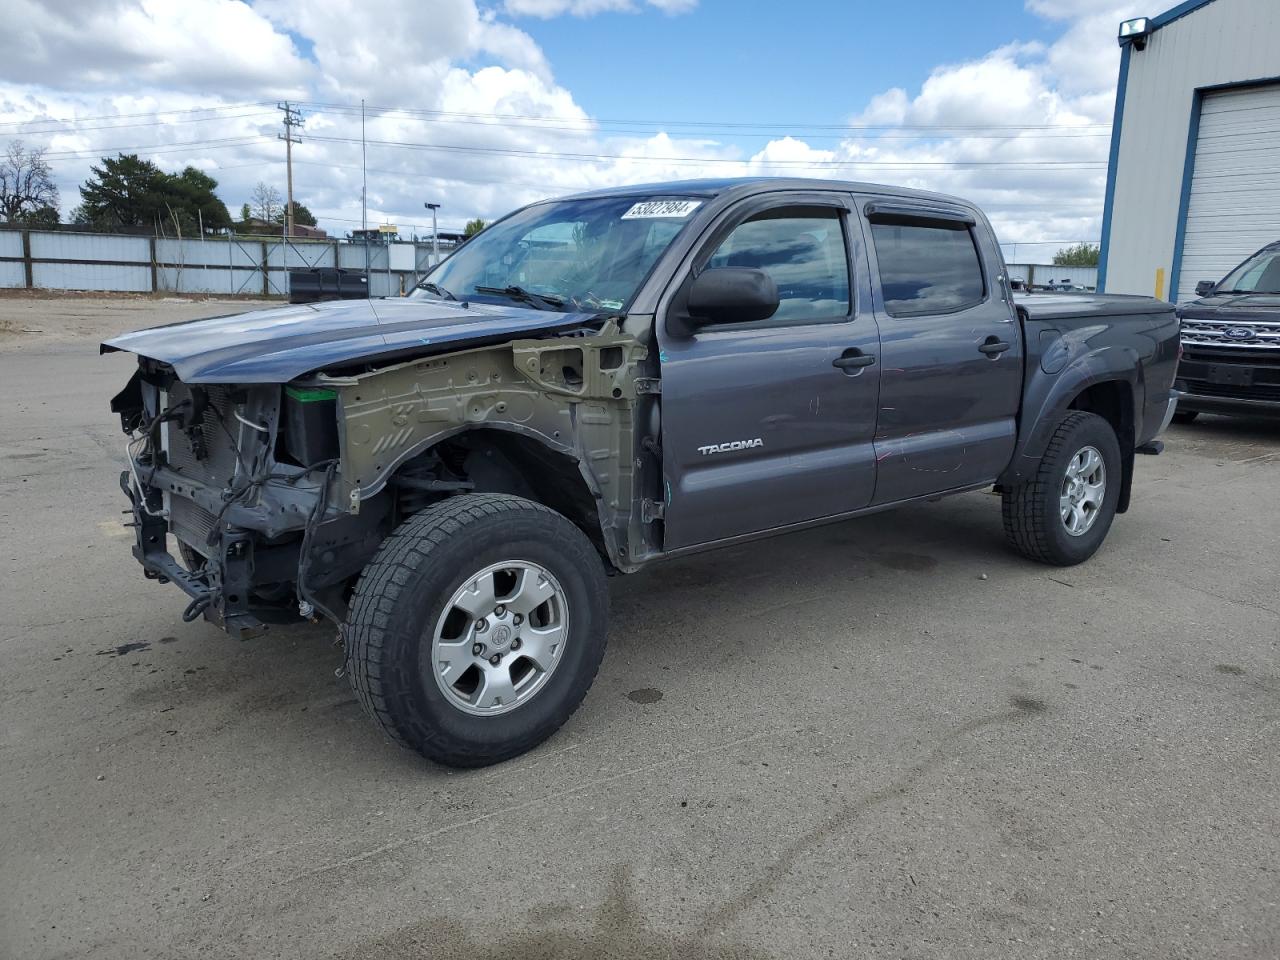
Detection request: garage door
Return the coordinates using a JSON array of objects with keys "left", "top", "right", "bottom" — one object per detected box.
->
[{"left": 1177, "top": 83, "right": 1280, "bottom": 302}]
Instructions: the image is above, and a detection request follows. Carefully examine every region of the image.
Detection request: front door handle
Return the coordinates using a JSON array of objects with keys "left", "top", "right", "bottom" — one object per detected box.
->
[
  {"left": 979, "top": 337, "right": 1011, "bottom": 356},
  {"left": 833, "top": 349, "right": 876, "bottom": 371}
]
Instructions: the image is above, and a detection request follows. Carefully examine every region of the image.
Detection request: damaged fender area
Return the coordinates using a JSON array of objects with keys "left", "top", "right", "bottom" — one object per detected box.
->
[{"left": 321, "top": 330, "right": 652, "bottom": 570}]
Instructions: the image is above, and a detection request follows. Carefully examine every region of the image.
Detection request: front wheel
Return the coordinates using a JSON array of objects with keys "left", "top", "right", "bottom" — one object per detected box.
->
[
  {"left": 345, "top": 494, "right": 609, "bottom": 767},
  {"left": 1002, "top": 411, "right": 1122, "bottom": 566}
]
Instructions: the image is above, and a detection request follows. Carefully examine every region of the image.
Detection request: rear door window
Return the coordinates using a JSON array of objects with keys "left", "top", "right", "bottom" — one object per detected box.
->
[{"left": 869, "top": 219, "right": 986, "bottom": 317}]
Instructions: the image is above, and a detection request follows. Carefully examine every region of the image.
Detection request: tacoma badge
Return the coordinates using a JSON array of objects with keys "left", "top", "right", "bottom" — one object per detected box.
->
[{"left": 697, "top": 438, "right": 764, "bottom": 456}]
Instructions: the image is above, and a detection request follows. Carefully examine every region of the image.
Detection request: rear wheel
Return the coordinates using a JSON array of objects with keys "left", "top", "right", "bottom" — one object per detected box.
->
[
  {"left": 345, "top": 494, "right": 608, "bottom": 767},
  {"left": 1002, "top": 411, "right": 1122, "bottom": 566},
  {"left": 1171, "top": 409, "right": 1199, "bottom": 425}
]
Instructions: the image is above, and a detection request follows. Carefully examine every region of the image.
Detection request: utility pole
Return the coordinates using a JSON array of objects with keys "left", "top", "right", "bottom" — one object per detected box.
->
[
  {"left": 277, "top": 102, "right": 303, "bottom": 238},
  {"left": 424, "top": 202, "right": 440, "bottom": 267},
  {"left": 361, "top": 99, "right": 368, "bottom": 277}
]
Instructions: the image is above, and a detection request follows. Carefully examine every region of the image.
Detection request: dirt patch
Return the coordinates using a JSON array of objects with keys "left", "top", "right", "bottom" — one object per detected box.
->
[{"left": 0, "top": 294, "right": 276, "bottom": 351}]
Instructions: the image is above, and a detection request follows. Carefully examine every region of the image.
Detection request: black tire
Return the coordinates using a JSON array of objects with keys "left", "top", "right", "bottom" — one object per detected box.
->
[
  {"left": 345, "top": 494, "right": 609, "bottom": 768},
  {"left": 1002, "top": 411, "right": 1122, "bottom": 566},
  {"left": 1171, "top": 409, "right": 1199, "bottom": 425}
]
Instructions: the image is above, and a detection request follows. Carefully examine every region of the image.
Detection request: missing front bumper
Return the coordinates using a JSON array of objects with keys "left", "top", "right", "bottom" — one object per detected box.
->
[{"left": 120, "top": 471, "right": 267, "bottom": 639}]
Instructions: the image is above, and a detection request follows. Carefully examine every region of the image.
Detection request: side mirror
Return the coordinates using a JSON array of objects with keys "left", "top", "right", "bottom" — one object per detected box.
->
[
  {"left": 1195, "top": 280, "right": 1216, "bottom": 297},
  {"left": 686, "top": 267, "right": 779, "bottom": 327}
]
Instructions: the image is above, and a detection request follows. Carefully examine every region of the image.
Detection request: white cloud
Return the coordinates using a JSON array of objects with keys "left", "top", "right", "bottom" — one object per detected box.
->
[
  {"left": 503, "top": 0, "right": 696, "bottom": 17},
  {"left": 0, "top": 0, "right": 310, "bottom": 94}
]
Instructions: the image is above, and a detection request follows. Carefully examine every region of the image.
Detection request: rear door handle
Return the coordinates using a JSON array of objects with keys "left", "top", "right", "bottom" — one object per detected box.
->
[
  {"left": 833, "top": 349, "right": 876, "bottom": 371},
  {"left": 979, "top": 338, "right": 1011, "bottom": 356}
]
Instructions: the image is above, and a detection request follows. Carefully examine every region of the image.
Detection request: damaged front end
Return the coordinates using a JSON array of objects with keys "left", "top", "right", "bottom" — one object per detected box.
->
[
  {"left": 111, "top": 324, "right": 654, "bottom": 640},
  {"left": 113, "top": 364, "right": 381, "bottom": 638}
]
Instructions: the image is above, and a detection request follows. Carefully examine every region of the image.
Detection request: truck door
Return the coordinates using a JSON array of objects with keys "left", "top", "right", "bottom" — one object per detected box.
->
[
  {"left": 856, "top": 199, "right": 1022, "bottom": 503},
  {"left": 656, "top": 193, "right": 882, "bottom": 550}
]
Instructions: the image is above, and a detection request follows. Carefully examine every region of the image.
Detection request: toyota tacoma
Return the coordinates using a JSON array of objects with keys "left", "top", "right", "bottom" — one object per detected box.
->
[{"left": 103, "top": 178, "right": 1180, "bottom": 766}]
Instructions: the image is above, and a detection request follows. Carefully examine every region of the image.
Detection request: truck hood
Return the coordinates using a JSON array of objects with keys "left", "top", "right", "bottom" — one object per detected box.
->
[
  {"left": 101, "top": 297, "right": 596, "bottom": 384},
  {"left": 1179, "top": 292, "right": 1280, "bottom": 321}
]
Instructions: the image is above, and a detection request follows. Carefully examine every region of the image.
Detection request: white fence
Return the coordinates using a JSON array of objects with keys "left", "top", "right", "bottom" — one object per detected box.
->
[
  {"left": 0, "top": 229, "right": 446, "bottom": 298},
  {"left": 1006, "top": 263, "right": 1099, "bottom": 290}
]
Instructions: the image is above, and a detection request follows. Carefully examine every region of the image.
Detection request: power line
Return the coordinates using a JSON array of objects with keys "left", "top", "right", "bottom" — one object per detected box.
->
[
  {"left": 305, "top": 133, "right": 1108, "bottom": 169},
  {"left": 293, "top": 104, "right": 1109, "bottom": 141},
  {"left": 39, "top": 136, "right": 272, "bottom": 162},
  {"left": 297, "top": 99, "right": 1112, "bottom": 133},
  {"left": 0, "top": 110, "right": 277, "bottom": 137},
  {"left": 0, "top": 101, "right": 270, "bottom": 131}
]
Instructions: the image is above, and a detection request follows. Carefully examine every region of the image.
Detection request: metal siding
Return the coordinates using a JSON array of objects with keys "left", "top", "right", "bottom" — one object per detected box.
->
[
  {"left": 267, "top": 242, "right": 335, "bottom": 269},
  {"left": 157, "top": 266, "right": 264, "bottom": 294},
  {"left": 1177, "top": 83, "right": 1280, "bottom": 300},
  {"left": 337, "top": 245, "right": 371, "bottom": 269},
  {"left": 0, "top": 232, "right": 22, "bottom": 257},
  {"left": 29, "top": 231, "right": 150, "bottom": 263},
  {"left": 1105, "top": 0, "right": 1280, "bottom": 296},
  {"left": 0, "top": 262, "right": 24, "bottom": 288},
  {"left": 32, "top": 261, "right": 151, "bottom": 292}
]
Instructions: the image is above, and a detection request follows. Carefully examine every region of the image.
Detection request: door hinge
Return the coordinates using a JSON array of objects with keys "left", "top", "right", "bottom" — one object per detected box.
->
[
  {"left": 634, "top": 377, "right": 661, "bottom": 396},
  {"left": 641, "top": 499, "right": 666, "bottom": 522}
]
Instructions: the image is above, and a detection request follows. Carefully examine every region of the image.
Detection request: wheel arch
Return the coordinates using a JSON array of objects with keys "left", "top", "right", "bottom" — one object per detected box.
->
[
  {"left": 1002, "top": 345, "right": 1141, "bottom": 513},
  {"left": 385, "top": 424, "right": 623, "bottom": 571}
]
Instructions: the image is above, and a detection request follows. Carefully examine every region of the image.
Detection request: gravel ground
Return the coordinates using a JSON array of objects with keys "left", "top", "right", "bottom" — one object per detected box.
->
[{"left": 1, "top": 297, "right": 1277, "bottom": 960}]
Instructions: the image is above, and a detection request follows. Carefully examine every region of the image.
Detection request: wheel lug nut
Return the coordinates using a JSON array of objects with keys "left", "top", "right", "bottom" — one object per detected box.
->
[
  {"left": 511, "top": 638, "right": 522, "bottom": 650},
  {"left": 475, "top": 619, "right": 488, "bottom": 632},
  {"left": 472, "top": 643, "right": 484, "bottom": 656},
  {"left": 489, "top": 654, "right": 502, "bottom": 665},
  {"left": 494, "top": 605, "right": 506, "bottom": 617},
  {"left": 512, "top": 613, "right": 523, "bottom": 625}
]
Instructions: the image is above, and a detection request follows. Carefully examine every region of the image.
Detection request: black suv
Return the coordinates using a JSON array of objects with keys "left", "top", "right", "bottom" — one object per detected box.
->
[{"left": 1175, "top": 241, "right": 1280, "bottom": 422}]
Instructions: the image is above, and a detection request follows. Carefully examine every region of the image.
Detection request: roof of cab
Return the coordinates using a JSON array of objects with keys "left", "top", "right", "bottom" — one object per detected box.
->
[{"left": 558, "top": 176, "right": 967, "bottom": 207}]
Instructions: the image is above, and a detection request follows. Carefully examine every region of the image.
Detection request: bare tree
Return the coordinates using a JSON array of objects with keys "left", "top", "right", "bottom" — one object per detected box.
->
[
  {"left": 250, "top": 181, "right": 282, "bottom": 223},
  {"left": 0, "top": 141, "right": 59, "bottom": 223}
]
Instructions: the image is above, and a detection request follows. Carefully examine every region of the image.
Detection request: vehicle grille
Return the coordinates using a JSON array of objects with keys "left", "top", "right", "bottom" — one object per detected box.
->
[
  {"left": 164, "top": 382, "right": 242, "bottom": 488},
  {"left": 1180, "top": 317, "right": 1280, "bottom": 349}
]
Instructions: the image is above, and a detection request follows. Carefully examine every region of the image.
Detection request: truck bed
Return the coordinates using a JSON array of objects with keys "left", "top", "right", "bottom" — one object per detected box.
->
[{"left": 1014, "top": 291, "right": 1174, "bottom": 321}]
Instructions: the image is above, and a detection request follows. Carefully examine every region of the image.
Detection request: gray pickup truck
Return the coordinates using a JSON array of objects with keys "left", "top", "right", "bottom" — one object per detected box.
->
[{"left": 104, "top": 178, "right": 1180, "bottom": 766}]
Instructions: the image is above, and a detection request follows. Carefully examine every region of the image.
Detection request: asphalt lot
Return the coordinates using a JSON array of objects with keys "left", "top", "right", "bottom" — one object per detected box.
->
[{"left": 1, "top": 295, "right": 1278, "bottom": 960}]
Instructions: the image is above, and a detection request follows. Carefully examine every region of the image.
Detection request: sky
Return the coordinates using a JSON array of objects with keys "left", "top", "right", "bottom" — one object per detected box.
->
[{"left": 0, "top": 0, "right": 1146, "bottom": 261}]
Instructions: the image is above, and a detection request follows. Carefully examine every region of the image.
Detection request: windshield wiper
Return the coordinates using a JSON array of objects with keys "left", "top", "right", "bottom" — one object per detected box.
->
[
  {"left": 473, "top": 285, "right": 564, "bottom": 311},
  {"left": 417, "top": 281, "right": 457, "bottom": 301}
]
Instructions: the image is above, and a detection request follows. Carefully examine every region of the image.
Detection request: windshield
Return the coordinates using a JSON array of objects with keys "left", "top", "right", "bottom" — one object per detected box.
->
[
  {"left": 1217, "top": 247, "right": 1280, "bottom": 294},
  {"left": 411, "top": 195, "right": 702, "bottom": 312}
]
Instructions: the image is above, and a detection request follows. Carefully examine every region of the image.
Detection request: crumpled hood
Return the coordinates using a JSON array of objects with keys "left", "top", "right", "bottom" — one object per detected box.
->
[
  {"left": 1179, "top": 292, "right": 1280, "bottom": 321},
  {"left": 101, "top": 297, "right": 595, "bottom": 383}
]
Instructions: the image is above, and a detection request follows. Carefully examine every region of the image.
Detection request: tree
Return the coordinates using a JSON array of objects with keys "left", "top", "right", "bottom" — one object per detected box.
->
[
  {"left": 78, "top": 154, "right": 170, "bottom": 230},
  {"left": 463, "top": 217, "right": 487, "bottom": 239},
  {"left": 77, "top": 155, "right": 229, "bottom": 234},
  {"left": 239, "top": 202, "right": 252, "bottom": 222},
  {"left": 250, "top": 182, "right": 282, "bottom": 223},
  {"left": 14, "top": 205, "right": 60, "bottom": 227},
  {"left": 168, "top": 166, "right": 231, "bottom": 233},
  {"left": 284, "top": 200, "right": 316, "bottom": 227},
  {"left": 1053, "top": 242, "right": 1100, "bottom": 268},
  {"left": 1, "top": 141, "right": 59, "bottom": 223}
]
